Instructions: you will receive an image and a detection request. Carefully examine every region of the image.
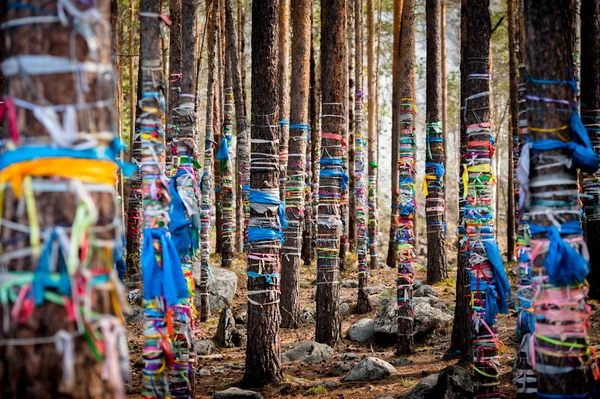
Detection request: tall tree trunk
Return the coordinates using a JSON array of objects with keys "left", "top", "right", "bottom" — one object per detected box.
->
[
  {"left": 441, "top": 0, "right": 447, "bottom": 229},
  {"left": 315, "top": 0, "right": 346, "bottom": 346},
  {"left": 219, "top": 7, "right": 235, "bottom": 269},
  {"left": 523, "top": 1, "right": 595, "bottom": 398},
  {"left": 464, "top": 1, "right": 509, "bottom": 397},
  {"left": 214, "top": 6, "right": 224, "bottom": 255},
  {"left": 279, "top": 0, "right": 291, "bottom": 202},
  {"left": 355, "top": 0, "right": 372, "bottom": 314},
  {"left": 582, "top": 0, "right": 600, "bottom": 300},
  {"left": 507, "top": 0, "right": 518, "bottom": 263},
  {"left": 1, "top": 0, "right": 131, "bottom": 397},
  {"left": 447, "top": 0, "right": 472, "bottom": 362},
  {"left": 200, "top": 0, "right": 219, "bottom": 322},
  {"left": 243, "top": 0, "right": 283, "bottom": 387},
  {"left": 425, "top": 0, "right": 447, "bottom": 283},
  {"left": 226, "top": 0, "right": 249, "bottom": 255},
  {"left": 348, "top": 0, "right": 357, "bottom": 254},
  {"left": 387, "top": 0, "right": 403, "bottom": 269},
  {"left": 367, "top": 0, "right": 379, "bottom": 271},
  {"left": 281, "top": 0, "right": 312, "bottom": 329},
  {"left": 238, "top": 0, "right": 248, "bottom": 115},
  {"left": 339, "top": 1, "right": 349, "bottom": 269},
  {"left": 167, "top": 0, "right": 182, "bottom": 170},
  {"left": 395, "top": 0, "right": 416, "bottom": 355}
]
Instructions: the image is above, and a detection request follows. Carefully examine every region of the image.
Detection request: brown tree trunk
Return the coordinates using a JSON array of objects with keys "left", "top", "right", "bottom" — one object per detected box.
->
[
  {"left": 238, "top": 0, "right": 248, "bottom": 116},
  {"left": 446, "top": 0, "right": 472, "bottom": 363},
  {"left": 441, "top": 0, "right": 448, "bottom": 229},
  {"left": 315, "top": 0, "right": 345, "bottom": 346},
  {"left": 199, "top": 0, "right": 219, "bottom": 323},
  {"left": 167, "top": 0, "right": 182, "bottom": 170},
  {"left": 355, "top": 0, "right": 372, "bottom": 314},
  {"left": 395, "top": 0, "right": 416, "bottom": 355},
  {"left": 347, "top": 0, "right": 357, "bottom": 254},
  {"left": 367, "top": 0, "right": 378, "bottom": 271},
  {"left": 214, "top": 5, "right": 224, "bottom": 255},
  {"left": 243, "top": 0, "right": 283, "bottom": 387},
  {"left": 425, "top": 0, "right": 447, "bottom": 284},
  {"left": 524, "top": 1, "right": 593, "bottom": 398},
  {"left": 582, "top": 0, "right": 600, "bottom": 300},
  {"left": 506, "top": 0, "right": 518, "bottom": 263},
  {"left": 281, "top": 0, "right": 312, "bottom": 329},
  {"left": 386, "top": 0, "right": 403, "bottom": 270},
  {"left": 0, "top": 1, "right": 129, "bottom": 397},
  {"left": 278, "top": 0, "right": 291, "bottom": 202},
  {"left": 339, "top": 1, "right": 349, "bottom": 269}
]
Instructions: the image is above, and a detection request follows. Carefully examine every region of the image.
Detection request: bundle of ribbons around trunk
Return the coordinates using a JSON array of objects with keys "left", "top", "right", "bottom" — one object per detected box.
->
[
  {"left": 516, "top": 73, "right": 600, "bottom": 398},
  {"left": 217, "top": 88, "right": 235, "bottom": 268},
  {"left": 423, "top": 120, "right": 446, "bottom": 235},
  {"left": 462, "top": 67, "right": 511, "bottom": 399},
  {"left": 395, "top": 97, "right": 417, "bottom": 353},
  {"left": 0, "top": 2, "right": 137, "bottom": 397},
  {"left": 355, "top": 90, "right": 369, "bottom": 288}
]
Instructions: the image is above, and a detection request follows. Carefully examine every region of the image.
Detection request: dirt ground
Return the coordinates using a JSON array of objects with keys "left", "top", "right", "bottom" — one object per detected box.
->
[{"left": 125, "top": 247, "right": 600, "bottom": 399}]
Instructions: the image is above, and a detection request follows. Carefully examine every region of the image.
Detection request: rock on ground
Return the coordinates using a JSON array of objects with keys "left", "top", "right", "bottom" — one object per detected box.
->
[
  {"left": 365, "top": 284, "right": 388, "bottom": 295},
  {"left": 123, "top": 304, "right": 144, "bottom": 324},
  {"left": 300, "top": 307, "right": 316, "bottom": 324},
  {"left": 373, "top": 301, "right": 398, "bottom": 346},
  {"left": 414, "top": 285, "right": 439, "bottom": 297},
  {"left": 414, "top": 300, "right": 453, "bottom": 336},
  {"left": 430, "top": 365, "right": 473, "bottom": 399},
  {"left": 340, "top": 302, "right": 350, "bottom": 317},
  {"left": 342, "top": 357, "right": 397, "bottom": 382},
  {"left": 216, "top": 308, "right": 245, "bottom": 348},
  {"left": 281, "top": 340, "right": 334, "bottom": 363},
  {"left": 403, "top": 373, "right": 439, "bottom": 399},
  {"left": 214, "top": 387, "right": 263, "bottom": 399},
  {"left": 346, "top": 318, "right": 375, "bottom": 343},
  {"left": 341, "top": 279, "right": 359, "bottom": 288},
  {"left": 194, "top": 339, "right": 217, "bottom": 355},
  {"left": 193, "top": 265, "right": 238, "bottom": 312}
]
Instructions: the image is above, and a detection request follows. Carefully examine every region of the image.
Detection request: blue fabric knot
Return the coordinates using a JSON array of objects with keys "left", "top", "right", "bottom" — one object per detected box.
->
[
  {"left": 425, "top": 162, "right": 444, "bottom": 180},
  {"left": 215, "top": 136, "right": 230, "bottom": 161},
  {"left": 483, "top": 240, "right": 511, "bottom": 314},
  {"left": 247, "top": 226, "right": 285, "bottom": 243},
  {"left": 168, "top": 170, "right": 199, "bottom": 255},
  {"left": 32, "top": 230, "right": 71, "bottom": 305},
  {"left": 320, "top": 169, "right": 350, "bottom": 192},
  {"left": 141, "top": 227, "right": 188, "bottom": 307},
  {"left": 247, "top": 271, "right": 280, "bottom": 284},
  {"left": 249, "top": 190, "right": 288, "bottom": 229},
  {"left": 320, "top": 157, "right": 344, "bottom": 166}
]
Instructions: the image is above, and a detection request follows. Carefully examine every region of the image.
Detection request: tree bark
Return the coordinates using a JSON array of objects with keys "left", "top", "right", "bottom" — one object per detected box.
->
[
  {"left": 395, "top": 0, "right": 416, "bottom": 355},
  {"left": 581, "top": 0, "right": 600, "bottom": 300},
  {"left": 315, "top": 0, "right": 345, "bottom": 346},
  {"left": 347, "top": 0, "right": 357, "bottom": 254},
  {"left": 214, "top": 5, "right": 224, "bottom": 255},
  {"left": 506, "top": 0, "right": 518, "bottom": 263},
  {"left": 0, "top": 0, "right": 129, "bottom": 397},
  {"left": 367, "top": 0, "right": 378, "bottom": 271},
  {"left": 278, "top": 0, "right": 291, "bottom": 202},
  {"left": 281, "top": 0, "right": 312, "bottom": 329},
  {"left": 425, "top": 0, "right": 447, "bottom": 284},
  {"left": 243, "top": 0, "right": 283, "bottom": 387},
  {"left": 524, "top": 1, "right": 593, "bottom": 397},
  {"left": 339, "top": 1, "right": 349, "bottom": 268}
]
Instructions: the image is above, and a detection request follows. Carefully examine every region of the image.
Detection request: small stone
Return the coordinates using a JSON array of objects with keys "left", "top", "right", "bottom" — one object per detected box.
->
[
  {"left": 430, "top": 365, "right": 473, "bottom": 399},
  {"left": 198, "top": 369, "right": 211, "bottom": 376},
  {"left": 281, "top": 340, "right": 334, "bottom": 363},
  {"left": 300, "top": 307, "right": 316, "bottom": 324},
  {"left": 235, "top": 312, "right": 247, "bottom": 325},
  {"left": 329, "top": 361, "right": 353, "bottom": 377},
  {"left": 194, "top": 265, "right": 238, "bottom": 312},
  {"left": 340, "top": 302, "right": 350, "bottom": 317},
  {"left": 342, "top": 357, "right": 397, "bottom": 382},
  {"left": 123, "top": 304, "right": 144, "bottom": 324},
  {"left": 341, "top": 279, "right": 359, "bottom": 288},
  {"left": 194, "top": 339, "right": 217, "bottom": 355},
  {"left": 414, "top": 285, "right": 439, "bottom": 297},
  {"left": 346, "top": 318, "right": 375, "bottom": 343},
  {"left": 403, "top": 374, "right": 439, "bottom": 399},
  {"left": 392, "top": 358, "right": 413, "bottom": 366},
  {"left": 214, "top": 387, "right": 264, "bottom": 399},
  {"left": 413, "top": 280, "right": 423, "bottom": 290},
  {"left": 343, "top": 353, "right": 360, "bottom": 361},
  {"left": 216, "top": 308, "right": 245, "bottom": 348}
]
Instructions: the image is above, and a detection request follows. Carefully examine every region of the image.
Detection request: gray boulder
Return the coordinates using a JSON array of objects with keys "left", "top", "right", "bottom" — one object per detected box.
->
[
  {"left": 281, "top": 340, "right": 334, "bottom": 363},
  {"left": 342, "top": 357, "right": 396, "bottom": 382},
  {"left": 373, "top": 301, "right": 398, "bottom": 346},
  {"left": 340, "top": 302, "right": 350, "bottom": 317},
  {"left": 123, "top": 305, "right": 144, "bottom": 324},
  {"left": 413, "top": 280, "right": 423, "bottom": 290},
  {"left": 346, "top": 318, "right": 375, "bottom": 343},
  {"left": 194, "top": 265, "right": 238, "bottom": 312},
  {"left": 403, "top": 374, "right": 439, "bottom": 399},
  {"left": 414, "top": 285, "right": 439, "bottom": 297},
  {"left": 300, "top": 307, "right": 316, "bottom": 324},
  {"left": 214, "top": 387, "right": 263, "bottom": 399},
  {"left": 430, "top": 365, "right": 473, "bottom": 399},
  {"left": 413, "top": 296, "right": 450, "bottom": 314},
  {"left": 341, "top": 280, "right": 359, "bottom": 288},
  {"left": 194, "top": 339, "right": 217, "bottom": 355},
  {"left": 414, "top": 301, "right": 453, "bottom": 335}
]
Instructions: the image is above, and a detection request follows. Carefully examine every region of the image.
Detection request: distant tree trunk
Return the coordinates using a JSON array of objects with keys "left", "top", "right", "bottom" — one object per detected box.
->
[
  {"left": 243, "top": 0, "right": 283, "bottom": 387},
  {"left": 315, "top": 0, "right": 345, "bottom": 346},
  {"left": 582, "top": 0, "right": 600, "bottom": 300},
  {"left": 441, "top": 0, "right": 447, "bottom": 224},
  {"left": 226, "top": 0, "right": 249, "bottom": 255},
  {"left": 367, "top": 0, "right": 379, "bottom": 271},
  {"left": 395, "top": 0, "right": 416, "bottom": 355},
  {"left": 281, "top": 0, "right": 312, "bottom": 329},
  {"left": 0, "top": 1, "right": 130, "bottom": 397},
  {"left": 200, "top": 0, "right": 219, "bottom": 322},
  {"left": 506, "top": 0, "right": 518, "bottom": 263},
  {"left": 386, "top": 0, "right": 403, "bottom": 270},
  {"left": 168, "top": 0, "right": 182, "bottom": 159},
  {"left": 239, "top": 0, "right": 248, "bottom": 115},
  {"left": 339, "top": 1, "right": 350, "bottom": 269},
  {"left": 425, "top": 0, "right": 447, "bottom": 283},
  {"left": 523, "top": 1, "right": 594, "bottom": 398},
  {"left": 355, "top": 0, "right": 372, "bottom": 314},
  {"left": 214, "top": 6, "right": 224, "bottom": 255},
  {"left": 279, "top": 0, "right": 291, "bottom": 202},
  {"left": 348, "top": 0, "right": 357, "bottom": 253}
]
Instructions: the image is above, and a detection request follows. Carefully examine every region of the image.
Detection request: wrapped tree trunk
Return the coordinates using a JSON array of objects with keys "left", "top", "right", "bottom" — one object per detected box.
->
[
  {"left": 366, "top": 0, "right": 379, "bottom": 271},
  {"left": 521, "top": 0, "right": 597, "bottom": 397},
  {"left": 281, "top": 0, "right": 312, "bottom": 329},
  {"left": 395, "top": 0, "right": 416, "bottom": 356},
  {"left": 425, "top": 0, "right": 447, "bottom": 284},
  {"left": 339, "top": 1, "right": 350, "bottom": 269},
  {"left": 200, "top": 0, "right": 219, "bottom": 322},
  {"left": 278, "top": 0, "right": 291, "bottom": 202},
  {"left": 167, "top": 0, "right": 182, "bottom": 170},
  {"left": 225, "top": 0, "right": 249, "bottom": 255},
  {"left": 347, "top": 0, "right": 357, "bottom": 254},
  {"left": 507, "top": 0, "right": 518, "bottom": 263},
  {"left": 447, "top": 0, "right": 472, "bottom": 363},
  {"left": 0, "top": 1, "right": 131, "bottom": 397},
  {"left": 167, "top": 0, "right": 199, "bottom": 395},
  {"left": 463, "top": 1, "right": 510, "bottom": 397},
  {"left": 315, "top": 0, "right": 346, "bottom": 346},
  {"left": 355, "top": 0, "right": 372, "bottom": 314},
  {"left": 387, "top": 0, "right": 403, "bottom": 270},
  {"left": 582, "top": 0, "right": 600, "bottom": 300},
  {"left": 243, "top": 0, "right": 283, "bottom": 387}
]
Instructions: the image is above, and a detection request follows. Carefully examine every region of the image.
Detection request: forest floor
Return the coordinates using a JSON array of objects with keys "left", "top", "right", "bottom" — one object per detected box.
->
[{"left": 124, "top": 247, "right": 600, "bottom": 399}]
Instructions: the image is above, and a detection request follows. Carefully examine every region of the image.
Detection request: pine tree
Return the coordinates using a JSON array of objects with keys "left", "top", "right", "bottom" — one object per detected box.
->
[{"left": 278, "top": 0, "right": 291, "bottom": 201}]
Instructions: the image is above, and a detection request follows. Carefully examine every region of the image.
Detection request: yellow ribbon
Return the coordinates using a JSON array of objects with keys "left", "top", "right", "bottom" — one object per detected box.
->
[
  {"left": 461, "top": 164, "right": 495, "bottom": 198},
  {"left": 422, "top": 175, "right": 443, "bottom": 196}
]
